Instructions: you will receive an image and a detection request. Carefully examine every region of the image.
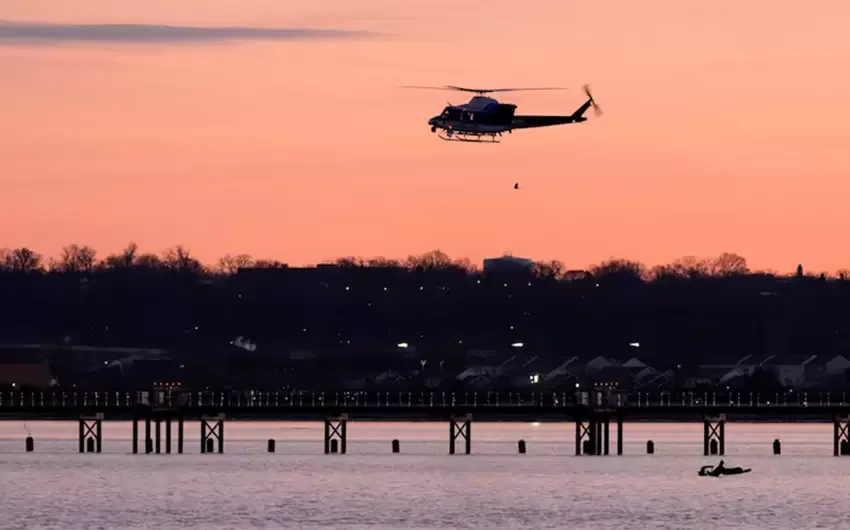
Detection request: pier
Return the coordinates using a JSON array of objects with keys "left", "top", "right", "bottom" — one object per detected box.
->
[{"left": 2, "top": 389, "right": 850, "bottom": 455}]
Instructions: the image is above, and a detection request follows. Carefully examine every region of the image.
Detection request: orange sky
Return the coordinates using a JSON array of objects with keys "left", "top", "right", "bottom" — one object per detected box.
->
[{"left": 1, "top": 1, "right": 849, "bottom": 273}]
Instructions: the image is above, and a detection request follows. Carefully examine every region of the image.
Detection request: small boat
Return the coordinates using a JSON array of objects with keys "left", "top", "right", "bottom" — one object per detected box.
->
[{"left": 698, "top": 464, "right": 751, "bottom": 476}]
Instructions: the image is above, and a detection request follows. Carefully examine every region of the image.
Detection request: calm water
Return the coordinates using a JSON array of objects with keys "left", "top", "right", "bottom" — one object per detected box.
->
[{"left": 1, "top": 421, "right": 848, "bottom": 530}]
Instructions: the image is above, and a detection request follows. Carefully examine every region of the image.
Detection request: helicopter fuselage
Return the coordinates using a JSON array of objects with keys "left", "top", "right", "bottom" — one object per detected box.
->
[
  {"left": 428, "top": 96, "right": 516, "bottom": 134},
  {"left": 428, "top": 116, "right": 512, "bottom": 133},
  {"left": 426, "top": 95, "right": 589, "bottom": 142}
]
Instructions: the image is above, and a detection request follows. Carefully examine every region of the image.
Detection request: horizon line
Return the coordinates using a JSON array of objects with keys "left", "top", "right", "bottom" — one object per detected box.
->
[{"left": 1, "top": 244, "right": 847, "bottom": 278}]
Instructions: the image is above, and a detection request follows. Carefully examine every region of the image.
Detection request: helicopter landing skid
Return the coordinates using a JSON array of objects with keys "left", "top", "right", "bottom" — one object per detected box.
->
[{"left": 438, "top": 131, "right": 501, "bottom": 143}]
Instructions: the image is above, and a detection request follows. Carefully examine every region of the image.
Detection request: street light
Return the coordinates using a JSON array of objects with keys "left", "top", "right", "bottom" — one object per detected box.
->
[
  {"left": 511, "top": 342, "right": 524, "bottom": 348},
  {"left": 397, "top": 342, "right": 408, "bottom": 348}
]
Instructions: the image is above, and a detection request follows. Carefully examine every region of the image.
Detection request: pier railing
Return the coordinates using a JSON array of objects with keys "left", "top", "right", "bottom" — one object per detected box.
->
[{"left": 1, "top": 390, "right": 849, "bottom": 410}]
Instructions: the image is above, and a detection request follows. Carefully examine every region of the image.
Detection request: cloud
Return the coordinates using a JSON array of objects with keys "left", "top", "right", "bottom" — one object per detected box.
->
[{"left": 0, "top": 21, "right": 376, "bottom": 45}]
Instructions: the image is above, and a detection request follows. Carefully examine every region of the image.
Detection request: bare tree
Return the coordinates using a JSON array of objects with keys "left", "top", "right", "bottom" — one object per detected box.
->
[
  {"left": 649, "top": 264, "right": 676, "bottom": 281},
  {"left": 104, "top": 242, "right": 139, "bottom": 269},
  {"left": 253, "top": 259, "right": 287, "bottom": 269},
  {"left": 218, "top": 254, "right": 254, "bottom": 275},
  {"left": 366, "top": 257, "right": 401, "bottom": 268},
  {"left": 710, "top": 252, "right": 749, "bottom": 277},
  {"left": 135, "top": 253, "right": 163, "bottom": 269},
  {"left": 46, "top": 256, "right": 61, "bottom": 272},
  {"left": 4, "top": 247, "right": 43, "bottom": 273},
  {"left": 837, "top": 269, "right": 850, "bottom": 281},
  {"left": 590, "top": 258, "right": 647, "bottom": 281},
  {"left": 452, "top": 257, "right": 477, "bottom": 272},
  {"left": 56, "top": 244, "right": 98, "bottom": 273},
  {"left": 673, "top": 256, "right": 710, "bottom": 278},
  {"left": 335, "top": 256, "right": 365, "bottom": 268},
  {"left": 404, "top": 250, "right": 453, "bottom": 270},
  {"left": 652, "top": 256, "right": 711, "bottom": 280},
  {"left": 162, "top": 246, "right": 203, "bottom": 274},
  {"left": 532, "top": 260, "right": 565, "bottom": 279}
]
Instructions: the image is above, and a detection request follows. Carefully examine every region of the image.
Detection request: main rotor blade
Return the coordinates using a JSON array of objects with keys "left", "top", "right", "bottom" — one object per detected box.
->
[
  {"left": 399, "top": 85, "right": 459, "bottom": 91},
  {"left": 446, "top": 86, "right": 568, "bottom": 93},
  {"left": 400, "top": 85, "right": 568, "bottom": 94}
]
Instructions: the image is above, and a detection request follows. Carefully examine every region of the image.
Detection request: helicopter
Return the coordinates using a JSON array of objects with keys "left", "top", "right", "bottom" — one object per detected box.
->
[{"left": 402, "top": 84, "right": 601, "bottom": 143}]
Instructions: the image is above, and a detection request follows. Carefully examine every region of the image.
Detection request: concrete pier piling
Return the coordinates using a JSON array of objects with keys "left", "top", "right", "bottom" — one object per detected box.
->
[
  {"left": 616, "top": 415, "right": 624, "bottom": 455},
  {"left": 834, "top": 417, "right": 850, "bottom": 456},
  {"left": 449, "top": 414, "right": 472, "bottom": 455},
  {"left": 165, "top": 418, "right": 172, "bottom": 454},
  {"left": 703, "top": 415, "right": 725, "bottom": 456},
  {"left": 132, "top": 417, "right": 138, "bottom": 454},
  {"left": 78, "top": 414, "right": 103, "bottom": 453},
  {"left": 177, "top": 416, "right": 184, "bottom": 454},
  {"left": 145, "top": 417, "right": 152, "bottom": 454},
  {"left": 155, "top": 419, "right": 161, "bottom": 454},
  {"left": 575, "top": 416, "right": 613, "bottom": 455},
  {"left": 201, "top": 414, "right": 225, "bottom": 454},
  {"left": 324, "top": 414, "right": 348, "bottom": 454}
]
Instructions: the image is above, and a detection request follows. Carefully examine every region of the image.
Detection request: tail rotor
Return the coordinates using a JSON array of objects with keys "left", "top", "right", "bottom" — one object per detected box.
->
[{"left": 583, "top": 84, "right": 602, "bottom": 116}]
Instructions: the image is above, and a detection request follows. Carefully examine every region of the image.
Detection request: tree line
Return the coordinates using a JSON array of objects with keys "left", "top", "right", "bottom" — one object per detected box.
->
[
  {"left": 2, "top": 242, "right": 847, "bottom": 282},
  {"left": 3, "top": 241, "right": 850, "bottom": 389}
]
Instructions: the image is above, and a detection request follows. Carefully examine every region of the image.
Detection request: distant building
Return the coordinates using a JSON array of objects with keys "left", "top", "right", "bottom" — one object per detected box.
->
[
  {"left": 563, "top": 270, "right": 591, "bottom": 281},
  {"left": 483, "top": 255, "right": 533, "bottom": 273}
]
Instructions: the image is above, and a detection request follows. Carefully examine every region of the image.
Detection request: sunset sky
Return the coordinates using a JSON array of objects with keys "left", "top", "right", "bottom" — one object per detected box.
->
[{"left": 2, "top": 1, "right": 849, "bottom": 273}]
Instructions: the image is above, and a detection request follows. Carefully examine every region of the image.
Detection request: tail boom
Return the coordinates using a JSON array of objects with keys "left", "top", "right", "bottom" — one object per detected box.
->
[{"left": 511, "top": 85, "right": 599, "bottom": 129}]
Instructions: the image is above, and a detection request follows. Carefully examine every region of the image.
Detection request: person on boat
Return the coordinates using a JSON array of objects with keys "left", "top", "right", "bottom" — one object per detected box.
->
[{"left": 709, "top": 460, "right": 726, "bottom": 476}]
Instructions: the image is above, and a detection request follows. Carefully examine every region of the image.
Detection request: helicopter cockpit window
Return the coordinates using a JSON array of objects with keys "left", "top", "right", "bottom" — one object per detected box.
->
[{"left": 442, "top": 108, "right": 461, "bottom": 120}]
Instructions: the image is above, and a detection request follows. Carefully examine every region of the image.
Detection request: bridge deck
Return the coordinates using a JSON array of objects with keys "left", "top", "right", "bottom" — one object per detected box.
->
[{"left": 1, "top": 390, "right": 849, "bottom": 420}]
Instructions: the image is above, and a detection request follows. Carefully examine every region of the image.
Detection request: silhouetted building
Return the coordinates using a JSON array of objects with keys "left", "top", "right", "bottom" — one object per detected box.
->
[{"left": 483, "top": 255, "right": 533, "bottom": 273}]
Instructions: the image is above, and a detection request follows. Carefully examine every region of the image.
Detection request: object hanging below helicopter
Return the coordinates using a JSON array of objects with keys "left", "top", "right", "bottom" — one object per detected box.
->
[{"left": 402, "top": 84, "right": 602, "bottom": 143}]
